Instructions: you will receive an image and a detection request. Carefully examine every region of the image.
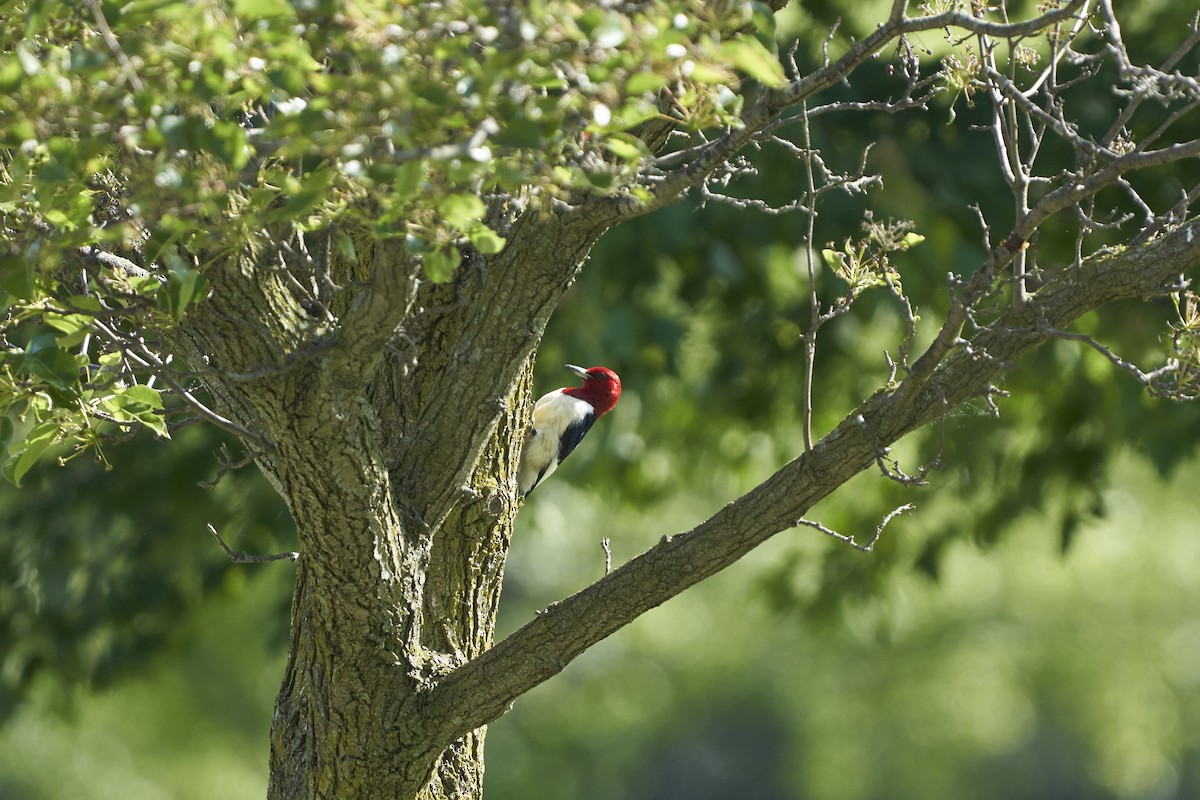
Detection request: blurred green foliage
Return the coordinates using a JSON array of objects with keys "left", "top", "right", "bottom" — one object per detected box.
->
[
  {"left": 0, "top": 426, "right": 293, "bottom": 720},
  {"left": 3, "top": 1, "right": 1200, "bottom": 799}
]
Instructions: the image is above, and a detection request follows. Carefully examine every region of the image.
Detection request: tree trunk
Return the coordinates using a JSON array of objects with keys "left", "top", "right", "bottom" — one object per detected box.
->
[
  {"left": 263, "top": 395, "right": 524, "bottom": 799},
  {"left": 168, "top": 200, "right": 615, "bottom": 798}
]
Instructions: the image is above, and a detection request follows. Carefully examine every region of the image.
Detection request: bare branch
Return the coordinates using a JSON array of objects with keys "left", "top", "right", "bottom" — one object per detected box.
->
[
  {"left": 1038, "top": 319, "right": 1196, "bottom": 398},
  {"left": 796, "top": 503, "right": 914, "bottom": 553},
  {"left": 800, "top": 101, "right": 819, "bottom": 453},
  {"left": 855, "top": 412, "right": 934, "bottom": 486},
  {"left": 197, "top": 442, "right": 266, "bottom": 491},
  {"left": 78, "top": 245, "right": 158, "bottom": 281},
  {"left": 1012, "top": 138, "right": 1200, "bottom": 243},
  {"left": 606, "top": 0, "right": 1088, "bottom": 222},
  {"left": 86, "top": 0, "right": 144, "bottom": 91},
  {"left": 206, "top": 523, "right": 299, "bottom": 564}
]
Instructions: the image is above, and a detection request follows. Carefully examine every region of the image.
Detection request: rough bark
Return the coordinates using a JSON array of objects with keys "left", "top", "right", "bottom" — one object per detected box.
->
[{"left": 166, "top": 196, "right": 618, "bottom": 797}]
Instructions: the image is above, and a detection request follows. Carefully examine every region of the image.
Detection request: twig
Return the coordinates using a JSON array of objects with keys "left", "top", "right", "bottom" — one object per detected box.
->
[
  {"left": 197, "top": 442, "right": 263, "bottom": 490},
  {"left": 86, "top": 0, "right": 145, "bottom": 91},
  {"left": 78, "top": 245, "right": 158, "bottom": 280},
  {"left": 855, "top": 414, "right": 933, "bottom": 486},
  {"left": 206, "top": 523, "right": 299, "bottom": 564},
  {"left": 800, "top": 101, "right": 819, "bottom": 453},
  {"left": 1038, "top": 319, "right": 1187, "bottom": 393},
  {"left": 88, "top": 317, "right": 271, "bottom": 447},
  {"left": 608, "top": 0, "right": 1088, "bottom": 222},
  {"left": 795, "top": 503, "right": 915, "bottom": 552},
  {"left": 601, "top": 538, "right": 611, "bottom": 576}
]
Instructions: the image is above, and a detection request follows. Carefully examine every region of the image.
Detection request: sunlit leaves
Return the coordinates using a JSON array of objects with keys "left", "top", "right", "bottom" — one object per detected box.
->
[
  {"left": 437, "top": 193, "right": 487, "bottom": 230},
  {"left": 98, "top": 383, "right": 168, "bottom": 438},
  {"left": 822, "top": 218, "right": 923, "bottom": 298},
  {"left": 720, "top": 38, "right": 788, "bottom": 88},
  {"left": 1159, "top": 291, "right": 1200, "bottom": 399},
  {"left": 0, "top": 0, "right": 800, "bottom": 478},
  {"left": 3, "top": 418, "right": 60, "bottom": 486},
  {"left": 423, "top": 246, "right": 460, "bottom": 283},
  {"left": 1, "top": 0, "right": 794, "bottom": 262},
  {"left": 467, "top": 223, "right": 507, "bottom": 254},
  {"left": 232, "top": 0, "right": 294, "bottom": 20}
]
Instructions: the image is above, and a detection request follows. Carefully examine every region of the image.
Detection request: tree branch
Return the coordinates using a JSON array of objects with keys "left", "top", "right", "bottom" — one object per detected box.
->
[
  {"left": 605, "top": 0, "right": 1087, "bottom": 219},
  {"left": 419, "top": 215, "right": 1200, "bottom": 748},
  {"left": 206, "top": 523, "right": 299, "bottom": 564}
]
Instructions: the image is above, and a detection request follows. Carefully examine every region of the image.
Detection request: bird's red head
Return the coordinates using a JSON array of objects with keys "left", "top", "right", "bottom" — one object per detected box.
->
[{"left": 563, "top": 364, "right": 622, "bottom": 417}]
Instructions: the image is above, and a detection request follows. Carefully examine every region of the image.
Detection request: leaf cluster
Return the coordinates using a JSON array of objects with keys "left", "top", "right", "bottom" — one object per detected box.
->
[{"left": 0, "top": 0, "right": 805, "bottom": 480}]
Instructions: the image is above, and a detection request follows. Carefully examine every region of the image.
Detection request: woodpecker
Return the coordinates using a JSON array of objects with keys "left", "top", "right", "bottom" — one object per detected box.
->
[{"left": 517, "top": 363, "right": 622, "bottom": 497}]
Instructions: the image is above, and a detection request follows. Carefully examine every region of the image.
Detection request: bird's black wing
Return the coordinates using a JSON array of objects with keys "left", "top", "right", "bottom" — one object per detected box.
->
[{"left": 557, "top": 413, "right": 596, "bottom": 464}]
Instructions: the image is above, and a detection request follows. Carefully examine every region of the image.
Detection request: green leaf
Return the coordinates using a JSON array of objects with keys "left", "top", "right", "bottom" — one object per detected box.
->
[
  {"left": 423, "top": 246, "right": 459, "bottom": 283},
  {"left": 22, "top": 0, "right": 54, "bottom": 38},
  {"left": 24, "top": 334, "right": 84, "bottom": 391},
  {"left": 157, "top": 253, "right": 210, "bottom": 321},
  {"left": 493, "top": 112, "right": 551, "bottom": 149},
  {"left": 393, "top": 160, "right": 426, "bottom": 198},
  {"left": 749, "top": 1, "right": 777, "bottom": 38},
  {"left": 626, "top": 71, "right": 669, "bottom": 95},
  {"left": 135, "top": 409, "right": 170, "bottom": 438},
  {"left": 590, "top": 98, "right": 660, "bottom": 133},
  {"left": 143, "top": 216, "right": 190, "bottom": 264},
  {"left": 232, "top": 0, "right": 294, "bottom": 20},
  {"left": 122, "top": 384, "right": 164, "bottom": 410},
  {"left": 0, "top": 55, "right": 24, "bottom": 94},
  {"left": 3, "top": 420, "right": 59, "bottom": 487},
  {"left": 438, "top": 194, "right": 487, "bottom": 230},
  {"left": 122, "top": 0, "right": 186, "bottom": 25},
  {"left": 99, "top": 394, "right": 135, "bottom": 423},
  {"left": 269, "top": 165, "right": 336, "bottom": 222},
  {"left": 584, "top": 170, "right": 616, "bottom": 190},
  {"left": 721, "top": 39, "right": 788, "bottom": 88},
  {"left": 902, "top": 232, "right": 926, "bottom": 249},
  {"left": 210, "top": 120, "right": 251, "bottom": 171},
  {"left": 467, "top": 222, "right": 506, "bottom": 255},
  {"left": 42, "top": 310, "right": 92, "bottom": 346},
  {"left": 686, "top": 61, "right": 732, "bottom": 85},
  {"left": 0, "top": 252, "right": 35, "bottom": 300},
  {"left": 115, "top": 385, "right": 168, "bottom": 438},
  {"left": 604, "top": 133, "right": 651, "bottom": 163},
  {"left": 336, "top": 232, "right": 359, "bottom": 264}
]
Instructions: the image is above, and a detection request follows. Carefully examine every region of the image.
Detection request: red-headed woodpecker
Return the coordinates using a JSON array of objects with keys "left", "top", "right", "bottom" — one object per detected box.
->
[{"left": 517, "top": 363, "right": 622, "bottom": 497}]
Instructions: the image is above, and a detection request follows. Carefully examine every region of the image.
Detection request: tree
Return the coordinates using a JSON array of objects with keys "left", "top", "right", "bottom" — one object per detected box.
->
[{"left": 2, "top": 0, "right": 1199, "bottom": 797}]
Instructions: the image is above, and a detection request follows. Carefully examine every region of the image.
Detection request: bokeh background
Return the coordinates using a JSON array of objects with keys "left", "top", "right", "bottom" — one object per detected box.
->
[{"left": 4, "top": 2, "right": 1200, "bottom": 798}]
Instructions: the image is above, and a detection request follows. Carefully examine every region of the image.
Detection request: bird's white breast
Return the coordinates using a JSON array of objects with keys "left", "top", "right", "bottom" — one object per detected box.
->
[{"left": 517, "top": 390, "right": 595, "bottom": 495}]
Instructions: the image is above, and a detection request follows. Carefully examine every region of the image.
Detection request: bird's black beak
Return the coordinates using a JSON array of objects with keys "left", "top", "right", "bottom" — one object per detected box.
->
[{"left": 565, "top": 363, "right": 589, "bottom": 380}]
